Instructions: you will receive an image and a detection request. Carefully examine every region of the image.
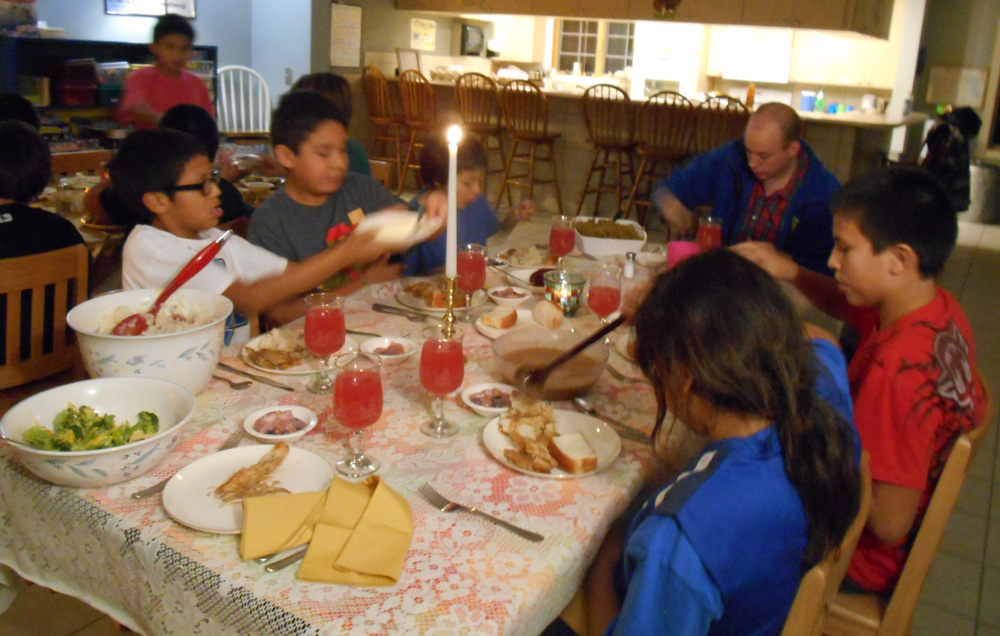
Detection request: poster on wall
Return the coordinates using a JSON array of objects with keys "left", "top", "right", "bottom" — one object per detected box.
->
[
  {"left": 105, "top": 0, "right": 196, "bottom": 19},
  {"left": 410, "top": 18, "right": 435, "bottom": 52},
  {"left": 329, "top": 3, "right": 361, "bottom": 68},
  {"left": 926, "top": 66, "right": 989, "bottom": 109}
]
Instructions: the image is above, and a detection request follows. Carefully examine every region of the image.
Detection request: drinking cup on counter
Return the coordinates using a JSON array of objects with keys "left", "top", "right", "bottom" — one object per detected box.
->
[
  {"left": 800, "top": 91, "right": 816, "bottom": 112},
  {"left": 861, "top": 94, "right": 876, "bottom": 112},
  {"left": 666, "top": 241, "right": 702, "bottom": 269}
]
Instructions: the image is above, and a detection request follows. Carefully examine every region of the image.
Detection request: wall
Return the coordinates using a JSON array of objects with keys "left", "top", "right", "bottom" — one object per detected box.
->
[
  {"left": 34, "top": 0, "right": 252, "bottom": 67},
  {"left": 251, "top": 0, "right": 311, "bottom": 105}
]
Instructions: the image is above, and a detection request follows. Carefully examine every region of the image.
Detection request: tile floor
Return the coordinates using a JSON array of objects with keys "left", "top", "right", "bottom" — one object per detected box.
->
[{"left": 1, "top": 220, "right": 998, "bottom": 636}]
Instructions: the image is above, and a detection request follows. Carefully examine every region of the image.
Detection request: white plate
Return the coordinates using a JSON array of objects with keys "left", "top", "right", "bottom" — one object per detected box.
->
[
  {"left": 474, "top": 307, "right": 539, "bottom": 339},
  {"left": 242, "top": 405, "right": 319, "bottom": 444},
  {"left": 241, "top": 333, "right": 359, "bottom": 376},
  {"left": 162, "top": 445, "right": 334, "bottom": 534},
  {"left": 397, "top": 288, "right": 488, "bottom": 313},
  {"left": 354, "top": 211, "right": 443, "bottom": 249},
  {"left": 482, "top": 409, "right": 622, "bottom": 479}
]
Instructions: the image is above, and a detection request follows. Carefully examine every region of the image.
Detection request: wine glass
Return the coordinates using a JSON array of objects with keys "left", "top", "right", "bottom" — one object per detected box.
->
[
  {"left": 549, "top": 215, "right": 576, "bottom": 269},
  {"left": 696, "top": 214, "right": 723, "bottom": 250},
  {"left": 333, "top": 352, "right": 383, "bottom": 477},
  {"left": 303, "top": 292, "right": 346, "bottom": 394},
  {"left": 587, "top": 264, "right": 622, "bottom": 337},
  {"left": 419, "top": 325, "right": 465, "bottom": 438},
  {"left": 456, "top": 243, "right": 486, "bottom": 322}
]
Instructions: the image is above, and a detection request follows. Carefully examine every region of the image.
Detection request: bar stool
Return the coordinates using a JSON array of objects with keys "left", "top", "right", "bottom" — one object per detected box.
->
[
  {"left": 362, "top": 66, "right": 405, "bottom": 192},
  {"left": 624, "top": 91, "right": 696, "bottom": 225},
  {"left": 454, "top": 72, "right": 506, "bottom": 193},
  {"left": 496, "top": 80, "right": 564, "bottom": 214},
  {"left": 693, "top": 95, "right": 750, "bottom": 156},
  {"left": 576, "top": 84, "right": 636, "bottom": 218},
  {"left": 398, "top": 69, "right": 438, "bottom": 194}
]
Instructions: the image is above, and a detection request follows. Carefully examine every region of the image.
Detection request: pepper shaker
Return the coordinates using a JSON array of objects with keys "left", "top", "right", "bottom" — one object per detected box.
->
[{"left": 624, "top": 252, "right": 636, "bottom": 280}]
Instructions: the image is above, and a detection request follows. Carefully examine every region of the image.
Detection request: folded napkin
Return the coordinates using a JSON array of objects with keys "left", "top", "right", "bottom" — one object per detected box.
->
[{"left": 241, "top": 477, "right": 413, "bottom": 586}]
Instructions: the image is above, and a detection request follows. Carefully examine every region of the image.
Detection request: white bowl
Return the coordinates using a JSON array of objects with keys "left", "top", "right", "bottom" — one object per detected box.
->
[
  {"left": 66, "top": 289, "right": 233, "bottom": 394},
  {"left": 242, "top": 405, "right": 318, "bottom": 444},
  {"left": 461, "top": 382, "right": 516, "bottom": 417},
  {"left": 487, "top": 286, "right": 532, "bottom": 308},
  {"left": 575, "top": 220, "right": 647, "bottom": 257},
  {"left": 0, "top": 377, "right": 196, "bottom": 487},
  {"left": 359, "top": 336, "right": 418, "bottom": 364},
  {"left": 506, "top": 267, "right": 555, "bottom": 293}
]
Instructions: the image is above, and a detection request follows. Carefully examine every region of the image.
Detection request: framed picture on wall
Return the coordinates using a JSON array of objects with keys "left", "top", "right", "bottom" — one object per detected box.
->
[
  {"left": 105, "top": 0, "right": 196, "bottom": 19},
  {"left": 397, "top": 48, "right": 422, "bottom": 75}
]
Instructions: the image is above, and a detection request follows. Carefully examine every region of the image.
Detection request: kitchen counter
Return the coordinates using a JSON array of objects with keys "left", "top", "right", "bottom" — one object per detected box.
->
[{"left": 799, "top": 110, "right": 928, "bottom": 129}]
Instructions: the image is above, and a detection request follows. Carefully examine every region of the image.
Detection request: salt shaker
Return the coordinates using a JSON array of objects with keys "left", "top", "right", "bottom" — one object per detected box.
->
[{"left": 624, "top": 252, "right": 636, "bottom": 280}]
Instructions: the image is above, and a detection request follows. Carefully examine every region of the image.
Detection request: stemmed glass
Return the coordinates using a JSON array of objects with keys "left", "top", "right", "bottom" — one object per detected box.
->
[
  {"left": 549, "top": 215, "right": 576, "bottom": 269},
  {"left": 303, "top": 292, "right": 346, "bottom": 394},
  {"left": 587, "top": 264, "right": 622, "bottom": 331},
  {"left": 456, "top": 243, "right": 486, "bottom": 322},
  {"left": 419, "top": 325, "right": 465, "bottom": 438},
  {"left": 333, "top": 352, "right": 383, "bottom": 477}
]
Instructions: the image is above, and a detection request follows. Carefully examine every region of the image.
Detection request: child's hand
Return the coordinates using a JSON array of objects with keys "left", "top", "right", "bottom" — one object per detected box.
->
[
  {"left": 512, "top": 199, "right": 535, "bottom": 221},
  {"left": 361, "top": 255, "right": 404, "bottom": 284},
  {"left": 341, "top": 229, "right": 386, "bottom": 264},
  {"left": 423, "top": 190, "right": 449, "bottom": 224},
  {"left": 730, "top": 241, "right": 799, "bottom": 281}
]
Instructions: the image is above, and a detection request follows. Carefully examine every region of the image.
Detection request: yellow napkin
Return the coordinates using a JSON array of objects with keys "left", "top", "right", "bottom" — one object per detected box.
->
[
  {"left": 297, "top": 476, "right": 413, "bottom": 586},
  {"left": 240, "top": 491, "right": 326, "bottom": 560}
]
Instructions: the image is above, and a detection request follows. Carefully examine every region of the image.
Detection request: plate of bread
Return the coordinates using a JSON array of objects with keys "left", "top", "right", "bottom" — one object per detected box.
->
[
  {"left": 475, "top": 299, "right": 565, "bottom": 339},
  {"left": 398, "top": 280, "right": 488, "bottom": 312},
  {"left": 242, "top": 328, "right": 359, "bottom": 375},
  {"left": 482, "top": 396, "right": 621, "bottom": 478}
]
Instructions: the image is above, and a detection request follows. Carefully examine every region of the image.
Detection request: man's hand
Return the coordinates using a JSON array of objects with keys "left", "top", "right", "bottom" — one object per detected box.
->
[
  {"left": 362, "top": 254, "right": 404, "bottom": 284},
  {"left": 730, "top": 241, "right": 799, "bottom": 281},
  {"left": 654, "top": 188, "right": 696, "bottom": 239}
]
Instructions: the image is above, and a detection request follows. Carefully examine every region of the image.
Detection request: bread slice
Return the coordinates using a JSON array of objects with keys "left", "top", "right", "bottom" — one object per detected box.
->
[
  {"left": 482, "top": 306, "right": 517, "bottom": 329},
  {"left": 532, "top": 299, "right": 564, "bottom": 329},
  {"left": 548, "top": 433, "right": 598, "bottom": 474}
]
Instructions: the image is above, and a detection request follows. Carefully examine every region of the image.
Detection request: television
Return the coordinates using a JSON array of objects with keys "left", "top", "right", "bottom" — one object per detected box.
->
[{"left": 460, "top": 24, "right": 486, "bottom": 57}]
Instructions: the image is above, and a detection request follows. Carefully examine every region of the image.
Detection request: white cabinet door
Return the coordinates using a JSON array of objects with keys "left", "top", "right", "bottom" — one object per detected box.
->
[{"left": 789, "top": 31, "right": 833, "bottom": 84}]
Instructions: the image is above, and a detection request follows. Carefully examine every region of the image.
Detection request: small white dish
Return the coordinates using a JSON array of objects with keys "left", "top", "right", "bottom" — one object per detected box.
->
[
  {"left": 487, "top": 286, "right": 532, "bottom": 308},
  {"left": 242, "top": 405, "right": 318, "bottom": 444},
  {"left": 462, "top": 382, "right": 516, "bottom": 417},
  {"left": 360, "top": 336, "right": 418, "bottom": 364}
]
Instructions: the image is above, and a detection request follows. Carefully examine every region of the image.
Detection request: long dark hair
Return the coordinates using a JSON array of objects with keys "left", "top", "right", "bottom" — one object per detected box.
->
[{"left": 634, "top": 250, "right": 860, "bottom": 567}]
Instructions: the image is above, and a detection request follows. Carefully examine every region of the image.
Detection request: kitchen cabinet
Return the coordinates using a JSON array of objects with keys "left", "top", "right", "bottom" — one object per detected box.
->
[
  {"left": 625, "top": 0, "right": 743, "bottom": 24},
  {"left": 743, "top": 0, "right": 892, "bottom": 37},
  {"left": 789, "top": 30, "right": 894, "bottom": 89}
]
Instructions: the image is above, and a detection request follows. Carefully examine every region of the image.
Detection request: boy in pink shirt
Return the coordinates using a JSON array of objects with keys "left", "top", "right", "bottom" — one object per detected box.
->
[{"left": 118, "top": 14, "right": 214, "bottom": 130}]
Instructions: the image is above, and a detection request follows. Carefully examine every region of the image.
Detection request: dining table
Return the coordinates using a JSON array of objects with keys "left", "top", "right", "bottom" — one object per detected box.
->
[{"left": 0, "top": 230, "right": 665, "bottom": 635}]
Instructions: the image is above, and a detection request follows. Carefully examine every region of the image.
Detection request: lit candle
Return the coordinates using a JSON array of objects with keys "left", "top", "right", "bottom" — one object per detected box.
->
[{"left": 445, "top": 125, "right": 462, "bottom": 278}]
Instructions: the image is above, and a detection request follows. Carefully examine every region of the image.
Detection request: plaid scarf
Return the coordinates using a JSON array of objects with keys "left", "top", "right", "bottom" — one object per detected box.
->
[{"left": 737, "top": 149, "right": 808, "bottom": 244}]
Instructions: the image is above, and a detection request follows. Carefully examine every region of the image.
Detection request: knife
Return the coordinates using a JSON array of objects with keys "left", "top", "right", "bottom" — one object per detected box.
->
[
  {"left": 347, "top": 329, "right": 381, "bottom": 338},
  {"left": 264, "top": 546, "right": 308, "bottom": 572},
  {"left": 572, "top": 397, "right": 651, "bottom": 445},
  {"left": 216, "top": 363, "right": 295, "bottom": 391},
  {"left": 371, "top": 303, "right": 436, "bottom": 320}
]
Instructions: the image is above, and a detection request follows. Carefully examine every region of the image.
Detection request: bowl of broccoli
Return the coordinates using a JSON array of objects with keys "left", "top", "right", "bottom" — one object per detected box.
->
[{"left": 0, "top": 377, "right": 196, "bottom": 487}]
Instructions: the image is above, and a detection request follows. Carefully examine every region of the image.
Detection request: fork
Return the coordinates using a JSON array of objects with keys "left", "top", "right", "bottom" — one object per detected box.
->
[
  {"left": 130, "top": 429, "right": 243, "bottom": 499},
  {"left": 418, "top": 484, "right": 544, "bottom": 542}
]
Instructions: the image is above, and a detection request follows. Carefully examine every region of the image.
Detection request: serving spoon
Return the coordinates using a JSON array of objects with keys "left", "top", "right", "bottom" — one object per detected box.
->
[{"left": 513, "top": 315, "right": 627, "bottom": 397}]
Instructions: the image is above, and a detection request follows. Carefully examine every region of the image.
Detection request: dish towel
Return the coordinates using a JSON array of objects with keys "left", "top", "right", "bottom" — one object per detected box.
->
[{"left": 240, "top": 476, "right": 413, "bottom": 586}]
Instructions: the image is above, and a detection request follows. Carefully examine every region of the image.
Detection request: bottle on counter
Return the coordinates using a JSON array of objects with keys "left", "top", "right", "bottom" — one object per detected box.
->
[
  {"left": 814, "top": 90, "right": 825, "bottom": 113},
  {"left": 746, "top": 83, "right": 756, "bottom": 109}
]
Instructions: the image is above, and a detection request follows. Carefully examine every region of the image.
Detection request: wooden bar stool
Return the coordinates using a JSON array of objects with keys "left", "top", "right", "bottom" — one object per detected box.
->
[
  {"left": 624, "top": 91, "right": 696, "bottom": 225},
  {"left": 455, "top": 72, "right": 506, "bottom": 193},
  {"left": 362, "top": 66, "right": 405, "bottom": 192},
  {"left": 397, "top": 69, "right": 438, "bottom": 195},
  {"left": 693, "top": 95, "right": 750, "bottom": 156},
  {"left": 496, "top": 80, "right": 563, "bottom": 214},
  {"left": 576, "top": 84, "right": 636, "bottom": 218}
]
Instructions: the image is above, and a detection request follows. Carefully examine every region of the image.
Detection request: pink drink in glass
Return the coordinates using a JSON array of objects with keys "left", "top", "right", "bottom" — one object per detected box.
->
[
  {"left": 334, "top": 368, "right": 383, "bottom": 430},
  {"left": 420, "top": 339, "right": 464, "bottom": 396},
  {"left": 587, "top": 285, "right": 622, "bottom": 318},
  {"left": 549, "top": 225, "right": 576, "bottom": 258},
  {"left": 696, "top": 222, "right": 723, "bottom": 250},
  {"left": 457, "top": 249, "right": 486, "bottom": 294},
  {"left": 304, "top": 306, "right": 346, "bottom": 357}
]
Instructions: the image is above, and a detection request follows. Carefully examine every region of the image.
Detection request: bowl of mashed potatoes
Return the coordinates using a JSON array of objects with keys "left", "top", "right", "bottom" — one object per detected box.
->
[{"left": 67, "top": 289, "right": 233, "bottom": 394}]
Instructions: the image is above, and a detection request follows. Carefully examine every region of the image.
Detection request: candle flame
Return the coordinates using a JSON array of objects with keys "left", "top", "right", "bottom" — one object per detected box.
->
[{"left": 447, "top": 125, "right": 462, "bottom": 145}]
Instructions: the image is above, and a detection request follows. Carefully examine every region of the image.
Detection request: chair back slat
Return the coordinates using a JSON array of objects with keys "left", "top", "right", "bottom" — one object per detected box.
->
[
  {"left": 637, "top": 90, "right": 695, "bottom": 156},
  {"left": 499, "top": 80, "right": 549, "bottom": 138},
  {"left": 362, "top": 66, "right": 397, "bottom": 121},
  {"left": 694, "top": 95, "right": 749, "bottom": 155},
  {"left": 398, "top": 70, "right": 436, "bottom": 125},
  {"left": 582, "top": 84, "right": 634, "bottom": 147},
  {"left": 0, "top": 244, "right": 89, "bottom": 389},
  {"left": 216, "top": 65, "right": 271, "bottom": 134},
  {"left": 455, "top": 72, "right": 500, "bottom": 129}
]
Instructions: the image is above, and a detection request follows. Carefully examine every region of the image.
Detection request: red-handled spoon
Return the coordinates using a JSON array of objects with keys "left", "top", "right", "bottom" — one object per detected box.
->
[{"left": 111, "top": 230, "right": 233, "bottom": 336}]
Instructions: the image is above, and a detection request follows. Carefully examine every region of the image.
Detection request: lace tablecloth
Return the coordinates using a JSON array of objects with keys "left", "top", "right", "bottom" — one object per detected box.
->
[{"left": 0, "top": 279, "right": 659, "bottom": 636}]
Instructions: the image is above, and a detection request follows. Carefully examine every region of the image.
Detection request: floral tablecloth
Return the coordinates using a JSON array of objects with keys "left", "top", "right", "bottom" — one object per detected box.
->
[{"left": 0, "top": 278, "right": 660, "bottom": 636}]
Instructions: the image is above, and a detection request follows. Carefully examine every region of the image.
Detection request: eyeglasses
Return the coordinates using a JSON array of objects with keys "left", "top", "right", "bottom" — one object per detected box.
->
[{"left": 160, "top": 170, "right": 220, "bottom": 196}]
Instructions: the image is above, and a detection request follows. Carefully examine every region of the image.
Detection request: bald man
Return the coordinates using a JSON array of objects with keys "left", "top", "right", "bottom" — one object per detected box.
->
[{"left": 655, "top": 102, "right": 839, "bottom": 274}]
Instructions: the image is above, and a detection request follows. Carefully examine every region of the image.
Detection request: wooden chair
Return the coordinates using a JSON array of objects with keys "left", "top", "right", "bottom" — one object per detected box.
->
[
  {"left": 496, "top": 80, "right": 564, "bottom": 214},
  {"left": 693, "top": 95, "right": 750, "bottom": 156},
  {"left": 362, "top": 66, "right": 406, "bottom": 193},
  {"left": 823, "top": 397, "right": 995, "bottom": 636},
  {"left": 50, "top": 149, "right": 113, "bottom": 176},
  {"left": 369, "top": 159, "right": 393, "bottom": 189},
  {"left": 397, "top": 69, "right": 438, "bottom": 194},
  {"left": 576, "top": 84, "right": 636, "bottom": 218},
  {"left": 455, "top": 72, "right": 506, "bottom": 193},
  {"left": 0, "top": 244, "right": 89, "bottom": 390},
  {"left": 217, "top": 65, "right": 272, "bottom": 137},
  {"left": 781, "top": 452, "right": 873, "bottom": 636},
  {"left": 623, "top": 91, "right": 695, "bottom": 224}
]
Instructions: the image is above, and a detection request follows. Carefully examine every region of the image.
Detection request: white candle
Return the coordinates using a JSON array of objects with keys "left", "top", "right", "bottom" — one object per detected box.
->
[{"left": 445, "top": 125, "right": 462, "bottom": 278}]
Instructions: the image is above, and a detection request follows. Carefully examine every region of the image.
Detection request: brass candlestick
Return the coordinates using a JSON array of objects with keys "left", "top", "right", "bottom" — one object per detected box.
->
[{"left": 441, "top": 276, "right": 458, "bottom": 338}]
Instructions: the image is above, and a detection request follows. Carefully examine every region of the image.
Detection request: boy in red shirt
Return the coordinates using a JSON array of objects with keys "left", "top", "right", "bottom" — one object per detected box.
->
[
  {"left": 118, "top": 14, "right": 214, "bottom": 130},
  {"left": 732, "top": 166, "right": 986, "bottom": 594}
]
